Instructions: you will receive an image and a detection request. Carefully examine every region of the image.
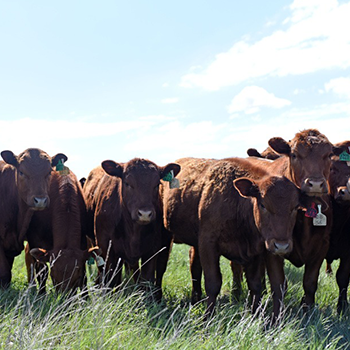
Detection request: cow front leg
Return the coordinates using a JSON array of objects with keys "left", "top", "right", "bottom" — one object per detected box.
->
[
  {"left": 230, "top": 261, "right": 243, "bottom": 302},
  {"left": 189, "top": 246, "right": 203, "bottom": 304},
  {"left": 199, "top": 240, "right": 221, "bottom": 317},
  {"left": 336, "top": 256, "right": 350, "bottom": 314},
  {"left": 302, "top": 259, "right": 324, "bottom": 311}
]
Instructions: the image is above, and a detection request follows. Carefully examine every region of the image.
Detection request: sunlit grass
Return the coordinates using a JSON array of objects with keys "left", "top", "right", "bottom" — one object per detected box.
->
[{"left": 0, "top": 245, "right": 349, "bottom": 349}]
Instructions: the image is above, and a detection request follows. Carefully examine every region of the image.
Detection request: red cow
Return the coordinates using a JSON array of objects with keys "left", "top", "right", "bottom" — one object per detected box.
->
[
  {"left": 248, "top": 129, "right": 334, "bottom": 314},
  {"left": 1, "top": 148, "right": 99, "bottom": 293},
  {"left": 162, "top": 157, "right": 302, "bottom": 317},
  {"left": 83, "top": 158, "right": 180, "bottom": 298},
  {"left": 325, "top": 141, "right": 350, "bottom": 313}
]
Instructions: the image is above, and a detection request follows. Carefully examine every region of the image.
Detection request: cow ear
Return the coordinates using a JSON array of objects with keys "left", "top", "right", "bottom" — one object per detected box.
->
[
  {"left": 247, "top": 148, "right": 262, "bottom": 158},
  {"left": 160, "top": 163, "right": 181, "bottom": 179},
  {"left": 1, "top": 150, "right": 18, "bottom": 167},
  {"left": 102, "top": 160, "right": 123, "bottom": 178},
  {"left": 268, "top": 137, "right": 291, "bottom": 155},
  {"left": 332, "top": 146, "right": 345, "bottom": 156},
  {"left": 234, "top": 178, "right": 260, "bottom": 198},
  {"left": 30, "top": 248, "right": 50, "bottom": 263},
  {"left": 51, "top": 153, "right": 68, "bottom": 167}
]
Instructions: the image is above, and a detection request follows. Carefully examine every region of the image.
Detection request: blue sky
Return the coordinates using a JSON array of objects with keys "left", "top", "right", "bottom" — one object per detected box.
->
[{"left": 1, "top": 0, "right": 350, "bottom": 179}]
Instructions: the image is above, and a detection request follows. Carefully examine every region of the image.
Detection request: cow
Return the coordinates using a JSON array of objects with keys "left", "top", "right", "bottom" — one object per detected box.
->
[
  {"left": 246, "top": 129, "right": 334, "bottom": 313},
  {"left": 325, "top": 141, "right": 350, "bottom": 313},
  {"left": 83, "top": 157, "right": 180, "bottom": 299},
  {"left": 1, "top": 148, "right": 99, "bottom": 293},
  {"left": 162, "top": 157, "right": 302, "bottom": 318}
]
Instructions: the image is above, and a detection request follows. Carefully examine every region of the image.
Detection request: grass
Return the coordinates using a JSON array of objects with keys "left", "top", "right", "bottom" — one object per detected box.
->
[{"left": 1, "top": 244, "right": 350, "bottom": 349}]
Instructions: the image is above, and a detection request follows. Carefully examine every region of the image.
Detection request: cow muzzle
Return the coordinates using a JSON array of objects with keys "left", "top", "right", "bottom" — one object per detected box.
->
[
  {"left": 335, "top": 186, "right": 350, "bottom": 203},
  {"left": 136, "top": 209, "right": 154, "bottom": 225},
  {"left": 32, "top": 196, "right": 50, "bottom": 210},
  {"left": 266, "top": 239, "right": 293, "bottom": 256},
  {"left": 301, "top": 178, "right": 328, "bottom": 196}
]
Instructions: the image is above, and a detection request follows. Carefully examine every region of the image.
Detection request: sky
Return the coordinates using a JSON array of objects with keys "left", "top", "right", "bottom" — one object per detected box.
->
[{"left": 1, "top": 0, "right": 350, "bottom": 179}]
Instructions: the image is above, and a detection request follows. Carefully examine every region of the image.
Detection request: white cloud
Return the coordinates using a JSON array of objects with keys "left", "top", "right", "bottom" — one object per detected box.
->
[
  {"left": 325, "top": 77, "right": 350, "bottom": 98},
  {"left": 161, "top": 97, "right": 179, "bottom": 104},
  {"left": 228, "top": 86, "right": 291, "bottom": 114},
  {"left": 180, "top": 0, "right": 350, "bottom": 90}
]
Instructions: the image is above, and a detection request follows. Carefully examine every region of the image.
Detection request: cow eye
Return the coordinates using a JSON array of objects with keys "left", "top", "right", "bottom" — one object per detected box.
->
[
  {"left": 18, "top": 170, "right": 25, "bottom": 177},
  {"left": 259, "top": 202, "right": 266, "bottom": 209},
  {"left": 290, "top": 153, "right": 297, "bottom": 159}
]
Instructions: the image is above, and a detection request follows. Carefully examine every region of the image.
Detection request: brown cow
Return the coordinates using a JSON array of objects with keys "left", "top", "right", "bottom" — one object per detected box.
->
[
  {"left": 325, "top": 141, "right": 350, "bottom": 313},
  {"left": 247, "top": 129, "right": 334, "bottom": 313},
  {"left": 83, "top": 158, "right": 180, "bottom": 298},
  {"left": 247, "top": 146, "right": 280, "bottom": 160},
  {"left": 1, "top": 148, "right": 99, "bottom": 293},
  {"left": 162, "top": 157, "right": 302, "bottom": 317}
]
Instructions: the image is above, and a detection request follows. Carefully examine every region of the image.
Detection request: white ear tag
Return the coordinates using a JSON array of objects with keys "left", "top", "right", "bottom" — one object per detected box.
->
[
  {"left": 170, "top": 177, "right": 180, "bottom": 189},
  {"left": 313, "top": 204, "right": 327, "bottom": 226},
  {"left": 93, "top": 252, "right": 105, "bottom": 267}
]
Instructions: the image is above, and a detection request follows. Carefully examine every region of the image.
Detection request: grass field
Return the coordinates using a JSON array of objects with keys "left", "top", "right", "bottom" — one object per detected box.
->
[{"left": 1, "top": 244, "right": 350, "bottom": 349}]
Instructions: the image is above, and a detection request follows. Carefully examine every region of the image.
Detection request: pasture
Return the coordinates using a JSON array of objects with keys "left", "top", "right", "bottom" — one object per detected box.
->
[{"left": 1, "top": 244, "right": 350, "bottom": 349}]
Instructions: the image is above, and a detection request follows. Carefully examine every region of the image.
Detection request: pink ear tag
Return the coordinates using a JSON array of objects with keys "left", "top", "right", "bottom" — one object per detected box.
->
[
  {"left": 313, "top": 204, "right": 327, "bottom": 226},
  {"left": 305, "top": 202, "right": 317, "bottom": 218}
]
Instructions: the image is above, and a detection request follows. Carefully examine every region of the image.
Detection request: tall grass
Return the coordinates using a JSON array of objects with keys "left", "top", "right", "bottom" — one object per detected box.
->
[{"left": 1, "top": 244, "right": 350, "bottom": 349}]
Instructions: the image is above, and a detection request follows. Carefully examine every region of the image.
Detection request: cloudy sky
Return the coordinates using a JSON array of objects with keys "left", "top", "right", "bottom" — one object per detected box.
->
[{"left": 1, "top": 0, "right": 350, "bottom": 179}]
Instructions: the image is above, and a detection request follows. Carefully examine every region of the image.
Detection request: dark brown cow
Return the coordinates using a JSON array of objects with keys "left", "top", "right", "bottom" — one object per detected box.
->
[
  {"left": 247, "top": 129, "right": 334, "bottom": 313},
  {"left": 1, "top": 148, "right": 99, "bottom": 293},
  {"left": 325, "top": 141, "right": 350, "bottom": 313},
  {"left": 83, "top": 158, "right": 180, "bottom": 297},
  {"left": 163, "top": 157, "right": 302, "bottom": 317}
]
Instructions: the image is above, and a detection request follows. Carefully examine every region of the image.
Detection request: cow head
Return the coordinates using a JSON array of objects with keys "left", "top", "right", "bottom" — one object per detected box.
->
[
  {"left": 329, "top": 142, "right": 350, "bottom": 204},
  {"left": 30, "top": 246, "right": 101, "bottom": 292},
  {"left": 1, "top": 148, "right": 67, "bottom": 210},
  {"left": 234, "top": 176, "right": 301, "bottom": 256},
  {"left": 102, "top": 158, "right": 181, "bottom": 225},
  {"left": 268, "top": 129, "right": 333, "bottom": 196}
]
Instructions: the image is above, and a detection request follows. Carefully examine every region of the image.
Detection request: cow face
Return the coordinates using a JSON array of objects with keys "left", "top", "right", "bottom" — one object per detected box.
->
[
  {"left": 268, "top": 129, "right": 333, "bottom": 196},
  {"left": 1, "top": 148, "right": 67, "bottom": 210},
  {"left": 329, "top": 154, "right": 350, "bottom": 204},
  {"left": 234, "top": 176, "right": 301, "bottom": 256},
  {"left": 102, "top": 158, "right": 181, "bottom": 225},
  {"left": 30, "top": 246, "right": 101, "bottom": 292}
]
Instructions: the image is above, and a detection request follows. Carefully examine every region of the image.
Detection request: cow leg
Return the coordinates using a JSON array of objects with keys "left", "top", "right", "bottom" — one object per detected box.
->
[
  {"left": 336, "top": 256, "right": 350, "bottom": 314},
  {"left": 301, "top": 259, "right": 324, "bottom": 311},
  {"left": 265, "top": 252, "right": 286, "bottom": 322},
  {"left": 244, "top": 255, "right": 263, "bottom": 314},
  {"left": 230, "top": 261, "right": 243, "bottom": 302},
  {"left": 199, "top": 240, "right": 221, "bottom": 316},
  {"left": 154, "top": 230, "right": 173, "bottom": 301},
  {"left": 189, "top": 246, "right": 203, "bottom": 304},
  {"left": 0, "top": 246, "right": 13, "bottom": 288}
]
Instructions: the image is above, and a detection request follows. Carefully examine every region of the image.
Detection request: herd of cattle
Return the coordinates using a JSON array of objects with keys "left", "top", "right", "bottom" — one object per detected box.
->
[{"left": 1, "top": 128, "right": 350, "bottom": 322}]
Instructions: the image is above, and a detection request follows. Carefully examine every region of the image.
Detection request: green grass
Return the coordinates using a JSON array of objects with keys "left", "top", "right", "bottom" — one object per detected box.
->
[{"left": 1, "top": 245, "right": 350, "bottom": 349}]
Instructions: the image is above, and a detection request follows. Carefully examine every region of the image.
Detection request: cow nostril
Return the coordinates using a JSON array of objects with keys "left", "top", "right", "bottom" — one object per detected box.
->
[{"left": 274, "top": 242, "right": 289, "bottom": 251}]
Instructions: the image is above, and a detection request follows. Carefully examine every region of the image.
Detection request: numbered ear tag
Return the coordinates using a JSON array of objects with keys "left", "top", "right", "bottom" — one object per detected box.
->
[
  {"left": 162, "top": 170, "right": 180, "bottom": 189},
  {"left": 93, "top": 252, "right": 105, "bottom": 267},
  {"left": 313, "top": 204, "right": 327, "bottom": 226},
  {"left": 305, "top": 202, "right": 317, "bottom": 218},
  {"left": 56, "top": 159, "right": 70, "bottom": 175}
]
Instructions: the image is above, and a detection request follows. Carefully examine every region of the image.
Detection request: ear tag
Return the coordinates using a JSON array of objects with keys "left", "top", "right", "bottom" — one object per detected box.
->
[
  {"left": 305, "top": 202, "right": 317, "bottom": 218},
  {"left": 162, "top": 170, "right": 180, "bottom": 189},
  {"left": 56, "top": 159, "right": 70, "bottom": 176},
  {"left": 87, "top": 256, "right": 95, "bottom": 265},
  {"left": 93, "top": 252, "right": 105, "bottom": 267},
  {"left": 339, "top": 151, "right": 350, "bottom": 162},
  {"left": 313, "top": 204, "right": 327, "bottom": 226}
]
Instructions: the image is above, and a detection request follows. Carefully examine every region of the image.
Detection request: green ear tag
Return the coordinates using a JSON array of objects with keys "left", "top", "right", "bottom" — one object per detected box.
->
[
  {"left": 56, "top": 159, "right": 70, "bottom": 175},
  {"left": 162, "top": 170, "right": 174, "bottom": 182},
  {"left": 56, "top": 159, "right": 64, "bottom": 171},
  {"left": 339, "top": 151, "right": 350, "bottom": 162},
  {"left": 87, "top": 256, "right": 95, "bottom": 265}
]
